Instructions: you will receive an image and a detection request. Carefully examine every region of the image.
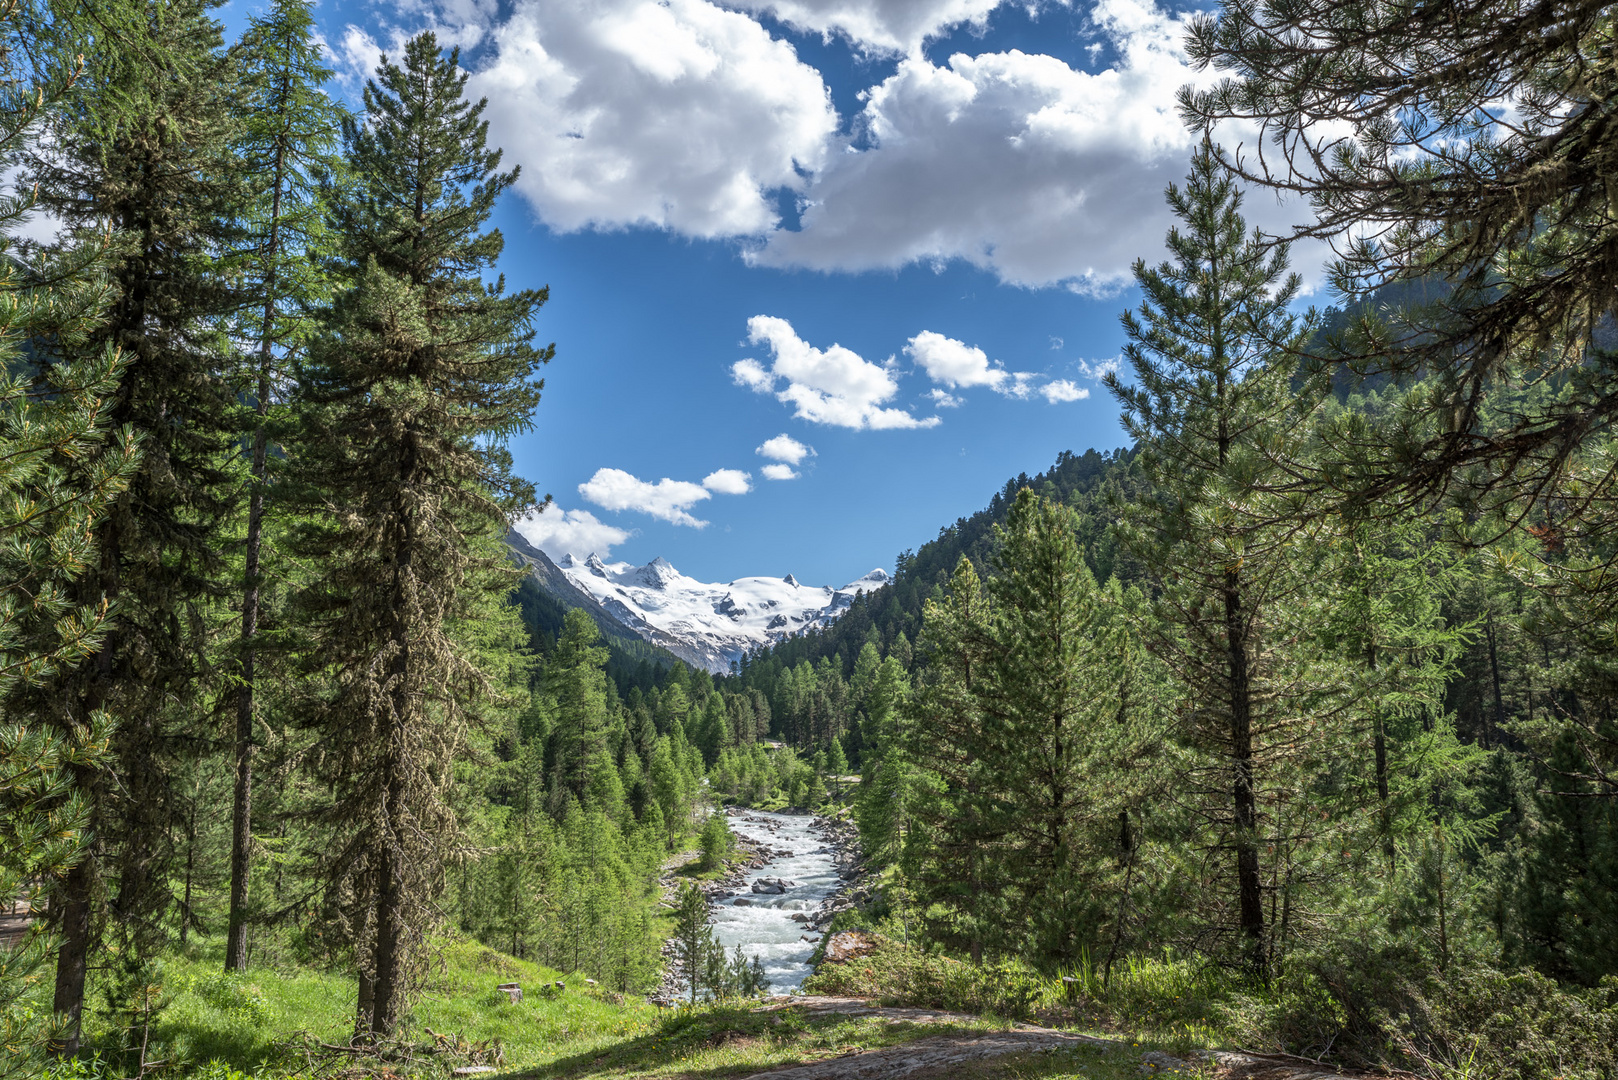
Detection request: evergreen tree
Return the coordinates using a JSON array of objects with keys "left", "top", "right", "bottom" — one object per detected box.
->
[
  {"left": 19, "top": 0, "right": 246, "bottom": 1047},
  {"left": 1105, "top": 142, "right": 1323, "bottom": 975},
  {"left": 547, "top": 610, "right": 614, "bottom": 813},
  {"left": 1182, "top": 0, "right": 1618, "bottom": 508},
  {"left": 902, "top": 557, "right": 999, "bottom": 963},
  {"left": 223, "top": 0, "right": 344, "bottom": 974},
  {"left": 976, "top": 489, "right": 1139, "bottom": 966},
  {"left": 284, "top": 31, "right": 548, "bottom": 1038},
  {"left": 0, "top": 39, "right": 140, "bottom": 1065},
  {"left": 672, "top": 879, "right": 718, "bottom": 1003}
]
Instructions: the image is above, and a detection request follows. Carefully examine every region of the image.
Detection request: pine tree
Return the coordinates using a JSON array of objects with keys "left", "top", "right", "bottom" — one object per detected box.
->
[
  {"left": 1105, "top": 142, "right": 1323, "bottom": 975},
  {"left": 285, "top": 31, "right": 548, "bottom": 1038},
  {"left": 1181, "top": 0, "right": 1618, "bottom": 508},
  {"left": 223, "top": 0, "right": 344, "bottom": 974},
  {"left": 0, "top": 35, "right": 140, "bottom": 1066},
  {"left": 672, "top": 880, "right": 717, "bottom": 1003},
  {"left": 547, "top": 610, "right": 614, "bottom": 813},
  {"left": 18, "top": 0, "right": 245, "bottom": 1047}
]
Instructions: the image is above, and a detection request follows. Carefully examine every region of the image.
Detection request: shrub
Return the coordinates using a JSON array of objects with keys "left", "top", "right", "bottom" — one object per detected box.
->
[
  {"left": 803, "top": 937, "right": 1050, "bottom": 1020},
  {"left": 698, "top": 813, "right": 735, "bottom": 870}
]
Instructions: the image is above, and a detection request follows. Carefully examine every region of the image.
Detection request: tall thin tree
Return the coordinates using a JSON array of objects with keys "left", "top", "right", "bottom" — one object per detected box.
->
[
  {"left": 1105, "top": 142, "right": 1320, "bottom": 975},
  {"left": 223, "top": 0, "right": 343, "bottom": 974}
]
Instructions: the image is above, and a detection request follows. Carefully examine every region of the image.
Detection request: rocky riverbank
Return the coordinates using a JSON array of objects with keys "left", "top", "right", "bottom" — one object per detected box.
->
[{"left": 650, "top": 807, "right": 868, "bottom": 1005}]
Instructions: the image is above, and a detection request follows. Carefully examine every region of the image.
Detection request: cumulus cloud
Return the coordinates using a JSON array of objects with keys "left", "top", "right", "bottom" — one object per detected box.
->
[
  {"left": 734, "top": 315, "right": 941, "bottom": 429},
  {"left": 1041, "top": 379, "right": 1088, "bottom": 402},
  {"left": 928, "top": 388, "right": 963, "bottom": 408},
  {"left": 579, "top": 468, "right": 713, "bottom": 527},
  {"left": 761, "top": 463, "right": 800, "bottom": 480},
  {"left": 512, "top": 505, "right": 630, "bottom": 560},
  {"left": 724, "top": 0, "right": 1003, "bottom": 55},
  {"left": 757, "top": 434, "right": 815, "bottom": 464},
  {"left": 465, "top": 0, "right": 837, "bottom": 238},
  {"left": 702, "top": 468, "right": 754, "bottom": 494},
  {"left": 904, "top": 331, "right": 1028, "bottom": 392},
  {"left": 749, "top": 0, "right": 1308, "bottom": 289}
]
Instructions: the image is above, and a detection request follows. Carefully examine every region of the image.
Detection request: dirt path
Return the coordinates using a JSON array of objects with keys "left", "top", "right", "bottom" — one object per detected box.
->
[{"left": 737, "top": 998, "right": 1368, "bottom": 1080}]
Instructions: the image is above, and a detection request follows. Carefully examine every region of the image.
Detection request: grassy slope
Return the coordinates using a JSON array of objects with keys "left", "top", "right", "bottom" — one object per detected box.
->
[{"left": 52, "top": 929, "right": 1218, "bottom": 1080}]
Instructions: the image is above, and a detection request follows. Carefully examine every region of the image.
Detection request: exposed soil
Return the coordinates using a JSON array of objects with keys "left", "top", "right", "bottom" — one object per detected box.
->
[{"left": 734, "top": 998, "right": 1378, "bottom": 1080}]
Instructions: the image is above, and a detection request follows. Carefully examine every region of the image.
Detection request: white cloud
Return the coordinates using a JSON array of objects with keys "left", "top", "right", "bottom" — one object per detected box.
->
[
  {"left": 904, "top": 331, "right": 1027, "bottom": 392},
  {"left": 1041, "top": 379, "right": 1089, "bottom": 402},
  {"left": 512, "top": 505, "right": 630, "bottom": 560},
  {"left": 1077, "top": 356, "right": 1122, "bottom": 380},
  {"left": 761, "top": 463, "right": 800, "bottom": 480},
  {"left": 724, "top": 0, "right": 1003, "bottom": 55},
  {"left": 757, "top": 434, "right": 815, "bottom": 464},
  {"left": 748, "top": 0, "right": 1304, "bottom": 289},
  {"left": 735, "top": 315, "right": 940, "bottom": 430},
  {"left": 465, "top": 0, "right": 837, "bottom": 238},
  {"left": 579, "top": 467, "right": 713, "bottom": 527},
  {"left": 928, "top": 388, "right": 963, "bottom": 408},
  {"left": 702, "top": 468, "right": 754, "bottom": 494}
]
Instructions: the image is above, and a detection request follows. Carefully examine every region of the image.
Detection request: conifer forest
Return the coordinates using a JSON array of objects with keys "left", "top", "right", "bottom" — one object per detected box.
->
[{"left": 2, "top": 0, "right": 1617, "bottom": 1078}]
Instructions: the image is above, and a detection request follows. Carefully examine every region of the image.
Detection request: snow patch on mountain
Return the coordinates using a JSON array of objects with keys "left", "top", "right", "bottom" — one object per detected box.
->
[{"left": 553, "top": 552, "right": 889, "bottom": 673}]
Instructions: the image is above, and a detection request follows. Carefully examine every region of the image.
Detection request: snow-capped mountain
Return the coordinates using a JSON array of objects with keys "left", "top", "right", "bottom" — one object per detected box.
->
[
  {"left": 505, "top": 526, "right": 888, "bottom": 673},
  {"left": 554, "top": 552, "right": 889, "bottom": 673}
]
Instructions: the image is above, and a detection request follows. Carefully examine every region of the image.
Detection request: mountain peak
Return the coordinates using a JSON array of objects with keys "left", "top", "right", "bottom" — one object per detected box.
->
[
  {"left": 632, "top": 557, "right": 681, "bottom": 590},
  {"left": 544, "top": 556, "right": 865, "bottom": 673}
]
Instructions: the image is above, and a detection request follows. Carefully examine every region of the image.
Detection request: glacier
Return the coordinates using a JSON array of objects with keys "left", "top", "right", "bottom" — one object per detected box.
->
[
  {"left": 506, "top": 521, "right": 888, "bottom": 673},
  {"left": 554, "top": 552, "right": 889, "bottom": 674}
]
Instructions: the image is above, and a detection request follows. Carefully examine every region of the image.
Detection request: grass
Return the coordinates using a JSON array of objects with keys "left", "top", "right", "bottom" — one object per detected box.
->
[
  {"left": 45, "top": 928, "right": 1231, "bottom": 1080},
  {"left": 65, "top": 935, "right": 662, "bottom": 1075}
]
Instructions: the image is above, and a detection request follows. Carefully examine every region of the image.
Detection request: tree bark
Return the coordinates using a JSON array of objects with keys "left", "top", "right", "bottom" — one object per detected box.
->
[
  {"left": 50, "top": 845, "right": 93, "bottom": 1055},
  {"left": 1224, "top": 572, "right": 1266, "bottom": 976}
]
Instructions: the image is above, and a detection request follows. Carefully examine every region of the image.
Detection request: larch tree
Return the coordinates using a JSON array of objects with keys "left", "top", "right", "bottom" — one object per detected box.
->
[
  {"left": 284, "top": 32, "right": 548, "bottom": 1038},
  {"left": 18, "top": 0, "right": 245, "bottom": 1049},
  {"left": 1105, "top": 142, "right": 1325, "bottom": 976},
  {"left": 224, "top": 0, "right": 344, "bottom": 974},
  {"left": 901, "top": 556, "right": 1001, "bottom": 963}
]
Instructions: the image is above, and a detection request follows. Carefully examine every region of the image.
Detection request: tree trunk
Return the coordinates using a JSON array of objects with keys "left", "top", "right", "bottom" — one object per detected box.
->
[
  {"left": 1485, "top": 611, "right": 1507, "bottom": 747},
  {"left": 370, "top": 749, "right": 406, "bottom": 1037},
  {"left": 1223, "top": 572, "right": 1266, "bottom": 976},
  {"left": 227, "top": 131, "right": 286, "bottom": 975},
  {"left": 1374, "top": 711, "right": 1395, "bottom": 867},
  {"left": 50, "top": 853, "right": 93, "bottom": 1055}
]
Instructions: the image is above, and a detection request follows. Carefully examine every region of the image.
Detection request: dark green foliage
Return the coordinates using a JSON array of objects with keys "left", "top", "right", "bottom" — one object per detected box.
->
[
  {"left": 1183, "top": 0, "right": 1618, "bottom": 512},
  {"left": 14, "top": 0, "right": 248, "bottom": 1048},
  {"left": 284, "top": 31, "right": 547, "bottom": 1037}
]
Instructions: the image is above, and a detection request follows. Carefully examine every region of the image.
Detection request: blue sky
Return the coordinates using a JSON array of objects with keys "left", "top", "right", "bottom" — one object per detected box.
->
[{"left": 226, "top": 0, "right": 1320, "bottom": 585}]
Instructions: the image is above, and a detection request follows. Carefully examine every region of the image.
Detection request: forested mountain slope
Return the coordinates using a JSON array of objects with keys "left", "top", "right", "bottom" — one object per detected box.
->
[
  {"left": 507, "top": 527, "right": 683, "bottom": 694},
  {"left": 730, "top": 445, "right": 1141, "bottom": 684}
]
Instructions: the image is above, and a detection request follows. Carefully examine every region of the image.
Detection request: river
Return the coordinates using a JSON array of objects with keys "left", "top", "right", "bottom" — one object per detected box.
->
[{"left": 708, "top": 809, "right": 846, "bottom": 992}]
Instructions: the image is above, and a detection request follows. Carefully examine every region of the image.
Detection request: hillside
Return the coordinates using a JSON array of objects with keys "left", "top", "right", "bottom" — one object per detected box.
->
[
  {"left": 507, "top": 527, "right": 685, "bottom": 693},
  {"left": 729, "top": 445, "right": 1142, "bottom": 681}
]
